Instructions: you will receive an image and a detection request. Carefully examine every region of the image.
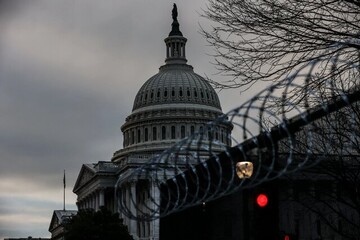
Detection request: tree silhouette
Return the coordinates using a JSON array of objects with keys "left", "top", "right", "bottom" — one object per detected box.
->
[
  {"left": 201, "top": 0, "right": 360, "bottom": 93},
  {"left": 64, "top": 207, "right": 134, "bottom": 240}
]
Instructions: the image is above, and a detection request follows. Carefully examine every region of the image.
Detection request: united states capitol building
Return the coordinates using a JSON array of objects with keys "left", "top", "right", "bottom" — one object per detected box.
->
[{"left": 71, "top": 5, "right": 232, "bottom": 240}]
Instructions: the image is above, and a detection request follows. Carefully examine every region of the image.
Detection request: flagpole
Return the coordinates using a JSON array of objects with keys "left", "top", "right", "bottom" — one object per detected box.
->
[{"left": 63, "top": 169, "right": 66, "bottom": 211}]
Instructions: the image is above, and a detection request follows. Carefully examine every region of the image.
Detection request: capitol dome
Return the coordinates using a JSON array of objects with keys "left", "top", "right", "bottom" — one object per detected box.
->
[
  {"left": 112, "top": 6, "right": 232, "bottom": 163},
  {"left": 132, "top": 64, "right": 222, "bottom": 111}
]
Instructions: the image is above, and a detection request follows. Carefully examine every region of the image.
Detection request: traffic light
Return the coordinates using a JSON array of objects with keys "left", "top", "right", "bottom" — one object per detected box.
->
[
  {"left": 252, "top": 187, "right": 279, "bottom": 240},
  {"left": 281, "top": 233, "right": 298, "bottom": 240},
  {"left": 256, "top": 193, "right": 268, "bottom": 207}
]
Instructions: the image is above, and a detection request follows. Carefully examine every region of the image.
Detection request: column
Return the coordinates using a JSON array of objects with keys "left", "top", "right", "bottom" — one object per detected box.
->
[
  {"left": 129, "top": 181, "right": 138, "bottom": 239},
  {"left": 92, "top": 193, "right": 95, "bottom": 210},
  {"left": 182, "top": 42, "right": 185, "bottom": 57},
  {"left": 150, "top": 182, "right": 160, "bottom": 240},
  {"left": 99, "top": 188, "right": 105, "bottom": 207},
  {"left": 166, "top": 43, "right": 169, "bottom": 58},
  {"left": 86, "top": 197, "right": 90, "bottom": 209},
  {"left": 95, "top": 192, "right": 99, "bottom": 211}
]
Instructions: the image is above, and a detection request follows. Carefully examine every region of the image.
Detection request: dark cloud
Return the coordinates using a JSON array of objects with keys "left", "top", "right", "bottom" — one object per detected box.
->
[
  {"left": 0, "top": 0, "right": 251, "bottom": 239},
  {"left": 0, "top": 0, "right": 22, "bottom": 19}
]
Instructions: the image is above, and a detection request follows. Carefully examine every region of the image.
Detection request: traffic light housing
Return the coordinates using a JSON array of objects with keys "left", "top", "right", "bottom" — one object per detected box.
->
[
  {"left": 281, "top": 233, "right": 298, "bottom": 240},
  {"left": 252, "top": 186, "right": 279, "bottom": 240}
]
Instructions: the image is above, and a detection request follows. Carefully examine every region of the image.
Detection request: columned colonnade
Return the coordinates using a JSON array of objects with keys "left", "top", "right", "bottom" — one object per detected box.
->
[
  {"left": 77, "top": 188, "right": 112, "bottom": 212},
  {"left": 117, "top": 180, "right": 160, "bottom": 240}
]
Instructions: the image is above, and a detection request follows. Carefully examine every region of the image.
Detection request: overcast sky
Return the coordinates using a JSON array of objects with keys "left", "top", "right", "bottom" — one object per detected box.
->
[{"left": 0, "top": 1, "right": 252, "bottom": 238}]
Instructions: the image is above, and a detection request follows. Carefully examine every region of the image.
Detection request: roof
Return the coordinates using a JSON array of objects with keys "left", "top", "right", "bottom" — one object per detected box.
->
[
  {"left": 73, "top": 161, "right": 119, "bottom": 193},
  {"left": 132, "top": 6, "right": 221, "bottom": 112},
  {"left": 48, "top": 210, "right": 77, "bottom": 232},
  {"left": 132, "top": 64, "right": 221, "bottom": 111}
]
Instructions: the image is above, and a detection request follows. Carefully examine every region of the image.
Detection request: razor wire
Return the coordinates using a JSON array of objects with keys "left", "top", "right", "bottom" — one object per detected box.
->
[{"left": 115, "top": 52, "right": 360, "bottom": 221}]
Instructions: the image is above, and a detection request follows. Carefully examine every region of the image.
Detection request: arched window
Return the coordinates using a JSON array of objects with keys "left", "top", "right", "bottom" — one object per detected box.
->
[
  {"left": 194, "top": 89, "right": 198, "bottom": 97},
  {"left": 164, "top": 89, "right": 168, "bottom": 97},
  {"left": 145, "top": 128, "right": 148, "bottom": 142},
  {"left": 181, "top": 126, "right": 185, "bottom": 138},
  {"left": 187, "top": 88, "right": 191, "bottom": 97},
  {"left": 207, "top": 127, "right": 213, "bottom": 140},
  {"left": 172, "top": 88, "right": 175, "bottom": 97},
  {"left": 190, "top": 126, "right": 195, "bottom": 135},
  {"left": 179, "top": 88, "right": 183, "bottom": 97},
  {"left": 152, "top": 127, "right": 157, "bottom": 141},
  {"left": 199, "top": 126, "right": 204, "bottom": 138},
  {"left": 171, "top": 126, "right": 176, "bottom": 139},
  {"left": 162, "top": 126, "right": 166, "bottom": 140}
]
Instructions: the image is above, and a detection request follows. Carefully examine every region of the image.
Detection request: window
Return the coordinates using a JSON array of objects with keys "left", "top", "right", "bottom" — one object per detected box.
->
[
  {"left": 199, "top": 126, "right": 204, "bottom": 138},
  {"left": 208, "top": 127, "right": 213, "bottom": 140},
  {"left": 190, "top": 126, "right": 195, "bottom": 135},
  {"left": 137, "top": 129, "right": 141, "bottom": 143},
  {"left": 181, "top": 126, "right": 185, "bottom": 138},
  {"left": 179, "top": 88, "right": 183, "bottom": 97},
  {"left": 194, "top": 89, "right": 198, "bottom": 97},
  {"left": 171, "top": 126, "right": 176, "bottom": 139},
  {"left": 145, "top": 128, "right": 148, "bottom": 142},
  {"left": 152, "top": 127, "right": 157, "bottom": 141},
  {"left": 162, "top": 126, "right": 166, "bottom": 140},
  {"left": 172, "top": 88, "right": 175, "bottom": 97},
  {"left": 131, "top": 130, "right": 135, "bottom": 144},
  {"left": 187, "top": 89, "right": 190, "bottom": 97},
  {"left": 164, "top": 89, "right": 168, "bottom": 97}
]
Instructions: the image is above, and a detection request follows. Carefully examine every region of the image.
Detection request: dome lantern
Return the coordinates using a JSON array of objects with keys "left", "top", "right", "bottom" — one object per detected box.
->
[{"left": 164, "top": 4, "right": 187, "bottom": 65}]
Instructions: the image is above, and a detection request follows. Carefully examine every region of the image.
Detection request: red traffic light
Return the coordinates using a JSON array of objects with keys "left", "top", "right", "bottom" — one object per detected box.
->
[
  {"left": 284, "top": 235, "right": 290, "bottom": 240},
  {"left": 256, "top": 193, "right": 268, "bottom": 207}
]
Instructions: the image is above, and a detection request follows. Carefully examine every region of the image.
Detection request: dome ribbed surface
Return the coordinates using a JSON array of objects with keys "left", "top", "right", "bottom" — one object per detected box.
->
[{"left": 132, "top": 65, "right": 221, "bottom": 111}]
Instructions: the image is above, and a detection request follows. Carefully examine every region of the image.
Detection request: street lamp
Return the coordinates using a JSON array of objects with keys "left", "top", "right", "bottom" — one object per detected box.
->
[{"left": 236, "top": 161, "right": 253, "bottom": 179}]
